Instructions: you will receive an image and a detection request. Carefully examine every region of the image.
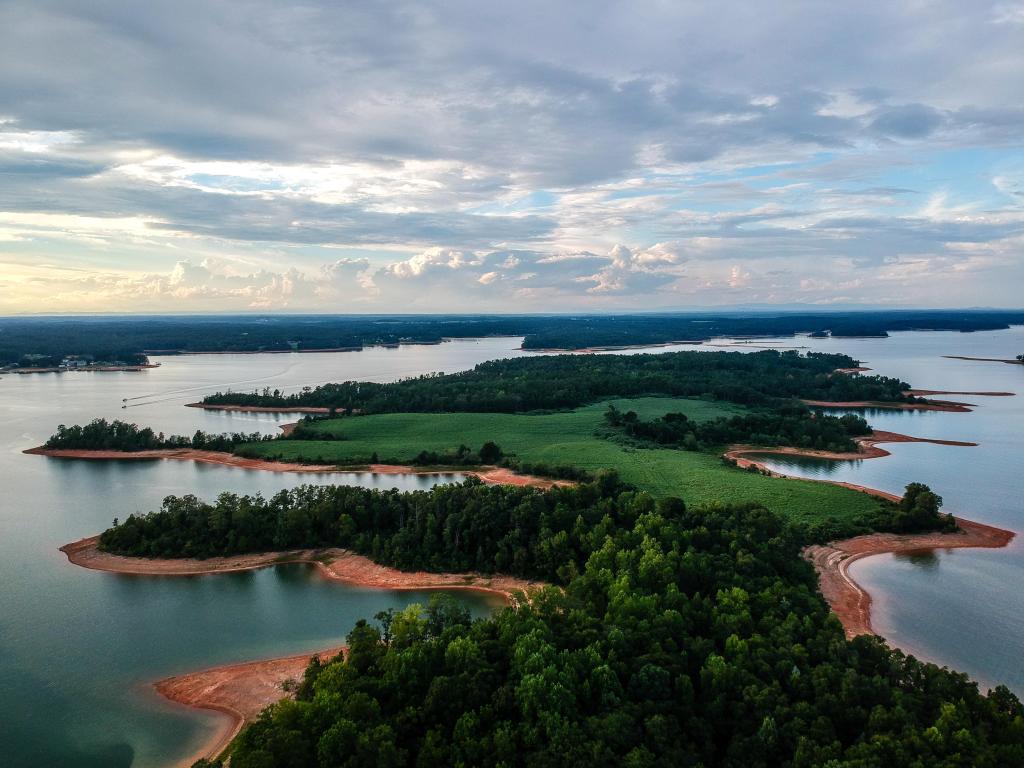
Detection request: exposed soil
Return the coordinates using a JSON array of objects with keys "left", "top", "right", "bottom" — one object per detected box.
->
[
  {"left": 24, "top": 447, "right": 569, "bottom": 488},
  {"left": 60, "top": 536, "right": 543, "bottom": 605},
  {"left": 157, "top": 646, "right": 346, "bottom": 767},
  {"left": 804, "top": 519, "right": 1014, "bottom": 638},
  {"left": 723, "top": 430, "right": 977, "bottom": 471},
  {"left": 906, "top": 389, "right": 1015, "bottom": 397}
]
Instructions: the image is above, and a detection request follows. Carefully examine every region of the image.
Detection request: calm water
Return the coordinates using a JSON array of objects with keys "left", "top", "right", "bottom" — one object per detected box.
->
[
  {"left": 2, "top": 331, "right": 1022, "bottom": 766},
  {"left": 753, "top": 327, "right": 1024, "bottom": 692},
  {"left": 0, "top": 338, "right": 533, "bottom": 768}
]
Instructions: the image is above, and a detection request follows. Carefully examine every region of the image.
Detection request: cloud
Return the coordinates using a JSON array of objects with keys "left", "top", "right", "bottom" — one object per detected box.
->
[{"left": 0, "top": 1, "right": 1023, "bottom": 311}]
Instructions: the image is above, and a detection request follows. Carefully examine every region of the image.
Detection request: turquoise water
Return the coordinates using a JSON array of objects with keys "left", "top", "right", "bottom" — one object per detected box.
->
[
  {"left": 754, "top": 327, "right": 1024, "bottom": 693},
  {"left": 0, "top": 339, "right": 529, "bottom": 768},
  {"left": 2, "top": 331, "right": 1022, "bottom": 765}
]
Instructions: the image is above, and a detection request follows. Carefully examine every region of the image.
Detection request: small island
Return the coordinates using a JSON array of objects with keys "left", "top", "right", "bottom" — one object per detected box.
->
[{"left": 39, "top": 347, "right": 1024, "bottom": 767}]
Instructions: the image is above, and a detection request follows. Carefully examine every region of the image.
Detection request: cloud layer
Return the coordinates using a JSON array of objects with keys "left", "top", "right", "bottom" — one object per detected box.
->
[{"left": 0, "top": 1, "right": 1022, "bottom": 312}]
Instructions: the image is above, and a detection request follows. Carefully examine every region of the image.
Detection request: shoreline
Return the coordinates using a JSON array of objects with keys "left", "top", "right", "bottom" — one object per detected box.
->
[
  {"left": 722, "top": 434, "right": 1015, "bottom": 639},
  {"left": 942, "top": 355, "right": 1024, "bottom": 365},
  {"left": 724, "top": 429, "right": 978, "bottom": 470},
  {"left": 804, "top": 519, "right": 1015, "bottom": 638},
  {"left": 186, "top": 402, "right": 332, "bottom": 414},
  {"left": 24, "top": 447, "right": 569, "bottom": 488},
  {"left": 61, "top": 537, "right": 544, "bottom": 764},
  {"left": 5, "top": 363, "right": 159, "bottom": 374},
  {"left": 802, "top": 398, "right": 975, "bottom": 412},
  {"left": 155, "top": 645, "right": 346, "bottom": 768},
  {"left": 60, "top": 535, "right": 540, "bottom": 605}
]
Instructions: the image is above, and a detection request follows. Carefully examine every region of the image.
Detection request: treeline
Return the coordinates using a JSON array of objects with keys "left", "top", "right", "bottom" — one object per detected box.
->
[
  {"left": 44, "top": 419, "right": 275, "bottom": 452},
  {"left": 145, "top": 485, "right": 1024, "bottom": 767},
  {"left": 605, "top": 404, "right": 872, "bottom": 452},
  {"left": 243, "top": 439, "right": 506, "bottom": 469},
  {"left": 100, "top": 476, "right": 627, "bottom": 580},
  {"left": 202, "top": 350, "right": 912, "bottom": 412},
  {"left": 5, "top": 311, "right": 1022, "bottom": 364}
]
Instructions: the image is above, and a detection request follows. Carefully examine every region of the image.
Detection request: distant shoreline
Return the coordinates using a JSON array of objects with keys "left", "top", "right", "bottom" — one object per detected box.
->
[
  {"left": 2, "top": 363, "right": 159, "bottom": 374},
  {"left": 942, "top": 355, "right": 1024, "bottom": 365}
]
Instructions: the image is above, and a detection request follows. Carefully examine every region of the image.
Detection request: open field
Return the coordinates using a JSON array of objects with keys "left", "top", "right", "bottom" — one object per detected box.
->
[{"left": 241, "top": 397, "right": 883, "bottom": 526}]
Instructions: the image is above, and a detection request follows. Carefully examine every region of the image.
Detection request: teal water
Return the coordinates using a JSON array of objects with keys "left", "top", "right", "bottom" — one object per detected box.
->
[
  {"left": 2, "top": 332, "right": 1022, "bottom": 765},
  {"left": 0, "top": 338, "right": 531, "bottom": 768},
  {"left": 753, "top": 327, "right": 1024, "bottom": 693}
]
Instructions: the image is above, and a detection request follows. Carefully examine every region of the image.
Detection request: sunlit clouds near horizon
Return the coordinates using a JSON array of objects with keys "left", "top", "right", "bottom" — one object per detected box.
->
[{"left": 1, "top": 1, "right": 1023, "bottom": 313}]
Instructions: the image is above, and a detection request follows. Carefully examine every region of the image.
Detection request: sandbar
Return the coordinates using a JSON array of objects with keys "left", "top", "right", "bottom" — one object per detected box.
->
[{"left": 802, "top": 398, "right": 975, "bottom": 412}]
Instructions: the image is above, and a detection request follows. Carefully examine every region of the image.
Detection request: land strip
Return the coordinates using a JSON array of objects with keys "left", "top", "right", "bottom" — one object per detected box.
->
[
  {"left": 158, "top": 646, "right": 346, "bottom": 767},
  {"left": 942, "top": 355, "right": 1024, "bottom": 365},
  {"left": 25, "top": 447, "right": 568, "bottom": 488}
]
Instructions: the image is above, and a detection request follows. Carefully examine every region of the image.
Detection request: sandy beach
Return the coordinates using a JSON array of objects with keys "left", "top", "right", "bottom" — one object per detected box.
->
[
  {"left": 24, "top": 446, "right": 569, "bottom": 488},
  {"left": 61, "top": 536, "right": 543, "bottom": 763},
  {"left": 722, "top": 433, "right": 1016, "bottom": 639},
  {"left": 724, "top": 429, "right": 978, "bottom": 470},
  {"left": 804, "top": 519, "right": 1015, "bottom": 638},
  {"left": 60, "top": 535, "right": 542, "bottom": 604},
  {"left": 157, "top": 646, "right": 346, "bottom": 767}
]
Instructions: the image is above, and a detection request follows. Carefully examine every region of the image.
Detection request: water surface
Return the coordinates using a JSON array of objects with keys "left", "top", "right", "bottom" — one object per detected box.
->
[{"left": 753, "top": 327, "right": 1024, "bottom": 692}]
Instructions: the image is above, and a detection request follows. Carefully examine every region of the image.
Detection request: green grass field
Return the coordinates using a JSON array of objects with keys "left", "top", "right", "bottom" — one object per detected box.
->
[{"left": 242, "top": 397, "right": 881, "bottom": 527}]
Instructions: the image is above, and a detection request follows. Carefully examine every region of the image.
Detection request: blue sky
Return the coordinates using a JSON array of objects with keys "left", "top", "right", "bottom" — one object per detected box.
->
[{"left": 0, "top": 1, "right": 1022, "bottom": 313}]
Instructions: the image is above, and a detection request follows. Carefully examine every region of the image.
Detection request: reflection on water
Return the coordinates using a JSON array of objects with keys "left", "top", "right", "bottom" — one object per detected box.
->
[
  {"left": 1, "top": 331, "right": 1023, "bottom": 766},
  {"left": 0, "top": 339, "right": 517, "bottom": 768},
  {"left": 754, "top": 327, "right": 1024, "bottom": 694},
  {"left": 893, "top": 550, "right": 940, "bottom": 568}
]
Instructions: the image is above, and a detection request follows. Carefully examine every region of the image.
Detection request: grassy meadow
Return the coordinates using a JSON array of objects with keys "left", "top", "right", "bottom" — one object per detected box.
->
[{"left": 241, "top": 397, "right": 880, "bottom": 527}]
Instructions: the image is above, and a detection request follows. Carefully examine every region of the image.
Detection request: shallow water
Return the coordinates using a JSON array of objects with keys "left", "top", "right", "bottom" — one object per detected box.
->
[
  {"left": 754, "top": 327, "right": 1024, "bottom": 692},
  {"left": 0, "top": 338, "right": 530, "bottom": 768},
  {"left": 2, "top": 330, "right": 1022, "bottom": 765}
]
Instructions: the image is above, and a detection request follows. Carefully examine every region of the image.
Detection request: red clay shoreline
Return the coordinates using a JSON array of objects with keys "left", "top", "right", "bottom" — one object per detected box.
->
[
  {"left": 61, "top": 536, "right": 539, "bottom": 765},
  {"left": 804, "top": 520, "right": 1015, "bottom": 638},
  {"left": 724, "top": 433, "right": 1016, "bottom": 640},
  {"left": 155, "top": 646, "right": 346, "bottom": 767},
  {"left": 23, "top": 447, "right": 570, "bottom": 489}
]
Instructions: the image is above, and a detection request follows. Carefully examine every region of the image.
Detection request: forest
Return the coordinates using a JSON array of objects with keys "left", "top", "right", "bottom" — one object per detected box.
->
[
  {"left": 604, "top": 404, "right": 872, "bottom": 453},
  {"left": 3, "top": 310, "right": 1022, "bottom": 365},
  {"left": 201, "top": 350, "right": 913, "bottom": 412},
  {"left": 100, "top": 480, "right": 1016, "bottom": 767},
  {"left": 44, "top": 419, "right": 275, "bottom": 453}
]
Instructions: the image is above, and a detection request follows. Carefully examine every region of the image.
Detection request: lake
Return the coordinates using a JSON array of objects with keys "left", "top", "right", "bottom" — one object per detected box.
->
[
  {"left": 0, "top": 338, "right": 533, "bottom": 768},
  {"left": 1, "top": 330, "right": 1021, "bottom": 766},
  {"left": 753, "top": 327, "right": 1024, "bottom": 693}
]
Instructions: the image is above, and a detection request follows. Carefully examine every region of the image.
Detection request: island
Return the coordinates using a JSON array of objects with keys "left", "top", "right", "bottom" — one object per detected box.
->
[{"left": 39, "top": 348, "right": 1024, "bottom": 767}]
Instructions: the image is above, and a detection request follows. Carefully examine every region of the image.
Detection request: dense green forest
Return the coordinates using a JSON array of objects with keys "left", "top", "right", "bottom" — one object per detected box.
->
[
  {"left": 100, "top": 481, "right": 1015, "bottom": 767},
  {"left": 44, "top": 419, "right": 274, "bottom": 453},
  {"left": 604, "top": 404, "right": 872, "bottom": 453},
  {"left": 98, "top": 477, "right": 950, "bottom": 581},
  {"left": 3, "top": 310, "right": 1022, "bottom": 365},
  {"left": 201, "top": 350, "right": 912, "bottom": 412}
]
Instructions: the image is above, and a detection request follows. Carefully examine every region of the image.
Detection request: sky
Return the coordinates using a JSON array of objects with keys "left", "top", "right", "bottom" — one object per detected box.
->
[{"left": 0, "top": 1, "right": 1022, "bottom": 314}]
